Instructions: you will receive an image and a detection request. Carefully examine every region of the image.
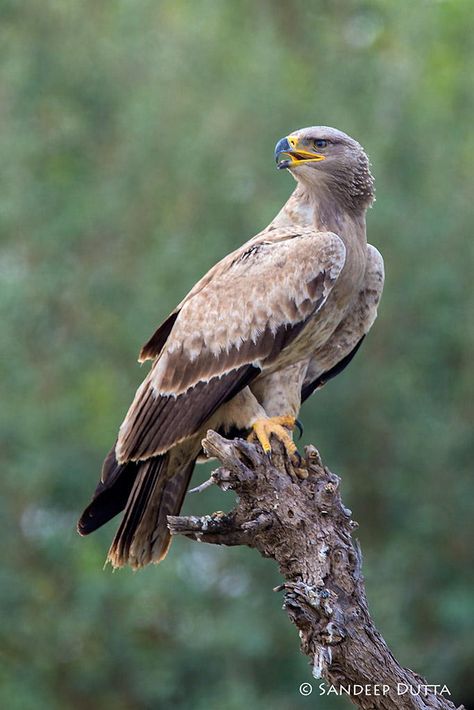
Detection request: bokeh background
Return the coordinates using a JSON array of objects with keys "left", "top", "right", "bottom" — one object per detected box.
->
[{"left": 1, "top": 1, "right": 473, "bottom": 708}]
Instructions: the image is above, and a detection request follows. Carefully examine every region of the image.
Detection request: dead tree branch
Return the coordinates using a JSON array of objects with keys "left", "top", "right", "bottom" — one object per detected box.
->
[{"left": 168, "top": 431, "right": 465, "bottom": 710}]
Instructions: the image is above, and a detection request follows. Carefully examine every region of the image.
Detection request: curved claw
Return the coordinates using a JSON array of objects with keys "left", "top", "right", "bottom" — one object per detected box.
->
[
  {"left": 295, "top": 418, "right": 304, "bottom": 440},
  {"left": 248, "top": 416, "right": 297, "bottom": 459}
]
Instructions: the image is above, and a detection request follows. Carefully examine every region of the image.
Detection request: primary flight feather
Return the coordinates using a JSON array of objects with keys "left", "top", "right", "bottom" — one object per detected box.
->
[{"left": 78, "top": 125, "right": 384, "bottom": 569}]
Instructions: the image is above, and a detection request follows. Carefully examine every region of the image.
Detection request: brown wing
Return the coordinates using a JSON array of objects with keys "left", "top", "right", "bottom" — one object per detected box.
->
[{"left": 116, "top": 230, "right": 346, "bottom": 464}]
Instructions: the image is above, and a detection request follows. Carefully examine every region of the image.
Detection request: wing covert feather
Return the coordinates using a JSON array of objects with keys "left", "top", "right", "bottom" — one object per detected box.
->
[
  {"left": 152, "top": 230, "right": 346, "bottom": 394},
  {"left": 117, "top": 229, "right": 345, "bottom": 463}
]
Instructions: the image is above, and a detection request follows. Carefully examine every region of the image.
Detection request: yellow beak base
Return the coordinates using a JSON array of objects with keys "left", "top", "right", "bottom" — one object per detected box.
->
[{"left": 275, "top": 135, "right": 326, "bottom": 169}]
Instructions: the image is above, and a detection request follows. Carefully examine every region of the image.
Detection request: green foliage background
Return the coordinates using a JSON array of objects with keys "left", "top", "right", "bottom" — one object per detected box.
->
[{"left": 1, "top": 1, "right": 473, "bottom": 708}]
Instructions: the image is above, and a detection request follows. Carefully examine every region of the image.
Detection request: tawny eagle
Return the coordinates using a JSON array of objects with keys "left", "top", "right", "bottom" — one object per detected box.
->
[{"left": 78, "top": 126, "right": 384, "bottom": 569}]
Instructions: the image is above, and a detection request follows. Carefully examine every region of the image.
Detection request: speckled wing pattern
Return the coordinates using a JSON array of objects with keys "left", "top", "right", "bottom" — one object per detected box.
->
[{"left": 115, "top": 229, "right": 346, "bottom": 463}]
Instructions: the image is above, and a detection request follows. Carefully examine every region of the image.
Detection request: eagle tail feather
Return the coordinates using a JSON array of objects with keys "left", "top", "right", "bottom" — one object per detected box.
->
[
  {"left": 77, "top": 449, "right": 138, "bottom": 536},
  {"left": 107, "top": 454, "right": 195, "bottom": 569}
]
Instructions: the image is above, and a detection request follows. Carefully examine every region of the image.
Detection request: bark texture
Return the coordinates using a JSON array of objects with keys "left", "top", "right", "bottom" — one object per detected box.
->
[{"left": 168, "top": 431, "right": 465, "bottom": 710}]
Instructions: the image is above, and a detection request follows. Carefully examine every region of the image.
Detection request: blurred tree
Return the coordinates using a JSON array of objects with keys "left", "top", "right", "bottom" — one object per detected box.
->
[{"left": 1, "top": 1, "right": 473, "bottom": 708}]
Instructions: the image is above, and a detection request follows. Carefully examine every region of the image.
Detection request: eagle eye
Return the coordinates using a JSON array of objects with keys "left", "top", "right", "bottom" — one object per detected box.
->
[{"left": 314, "top": 139, "right": 328, "bottom": 149}]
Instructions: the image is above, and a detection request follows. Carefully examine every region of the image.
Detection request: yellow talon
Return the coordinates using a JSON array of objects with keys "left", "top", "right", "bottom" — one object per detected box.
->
[{"left": 248, "top": 416, "right": 297, "bottom": 458}]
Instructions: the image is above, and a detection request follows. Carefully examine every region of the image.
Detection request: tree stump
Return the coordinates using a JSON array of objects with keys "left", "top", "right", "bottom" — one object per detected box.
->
[{"left": 168, "top": 431, "right": 465, "bottom": 710}]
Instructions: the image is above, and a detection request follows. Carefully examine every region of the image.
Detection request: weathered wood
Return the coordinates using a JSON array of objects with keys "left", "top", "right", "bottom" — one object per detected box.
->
[{"left": 168, "top": 431, "right": 464, "bottom": 710}]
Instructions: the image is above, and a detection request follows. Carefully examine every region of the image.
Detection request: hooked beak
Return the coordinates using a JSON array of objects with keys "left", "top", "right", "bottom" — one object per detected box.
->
[{"left": 274, "top": 135, "right": 326, "bottom": 170}]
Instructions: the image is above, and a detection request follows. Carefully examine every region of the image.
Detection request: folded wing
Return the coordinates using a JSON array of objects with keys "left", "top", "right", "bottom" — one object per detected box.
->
[{"left": 116, "top": 229, "right": 346, "bottom": 463}]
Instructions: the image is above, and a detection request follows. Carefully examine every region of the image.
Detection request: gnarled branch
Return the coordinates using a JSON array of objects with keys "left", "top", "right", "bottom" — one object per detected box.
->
[{"left": 168, "top": 431, "right": 465, "bottom": 710}]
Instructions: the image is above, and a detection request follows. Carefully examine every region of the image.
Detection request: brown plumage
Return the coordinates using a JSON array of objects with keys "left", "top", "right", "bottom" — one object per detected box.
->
[{"left": 78, "top": 126, "right": 384, "bottom": 569}]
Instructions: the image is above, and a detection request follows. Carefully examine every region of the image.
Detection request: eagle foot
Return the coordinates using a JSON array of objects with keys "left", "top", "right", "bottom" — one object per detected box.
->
[
  {"left": 293, "top": 463, "right": 309, "bottom": 480},
  {"left": 285, "top": 448, "right": 309, "bottom": 480},
  {"left": 249, "top": 416, "right": 301, "bottom": 464}
]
